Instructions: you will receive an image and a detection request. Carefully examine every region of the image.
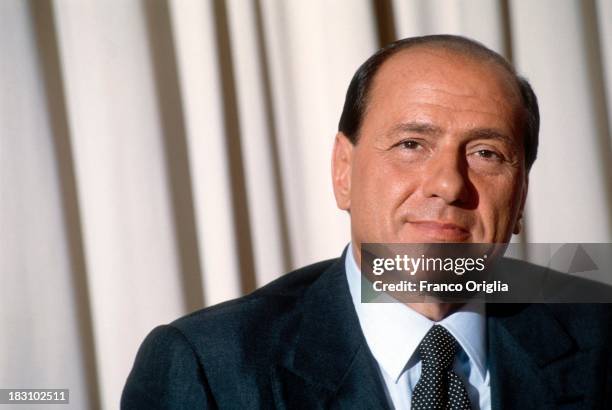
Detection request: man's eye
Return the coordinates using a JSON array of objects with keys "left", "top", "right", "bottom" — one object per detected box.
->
[
  {"left": 400, "top": 140, "right": 420, "bottom": 150},
  {"left": 476, "top": 149, "right": 501, "bottom": 160}
]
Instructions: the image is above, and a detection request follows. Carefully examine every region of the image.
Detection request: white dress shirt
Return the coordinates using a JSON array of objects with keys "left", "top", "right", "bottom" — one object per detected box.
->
[{"left": 345, "top": 244, "right": 491, "bottom": 409}]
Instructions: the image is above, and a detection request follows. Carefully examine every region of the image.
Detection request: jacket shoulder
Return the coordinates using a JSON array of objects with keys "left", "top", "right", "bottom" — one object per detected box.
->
[
  {"left": 123, "top": 258, "right": 342, "bottom": 407},
  {"left": 121, "top": 325, "right": 214, "bottom": 408},
  {"left": 168, "top": 258, "right": 340, "bottom": 369}
]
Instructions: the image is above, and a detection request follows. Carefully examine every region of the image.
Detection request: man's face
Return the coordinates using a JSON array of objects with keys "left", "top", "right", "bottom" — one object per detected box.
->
[{"left": 332, "top": 47, "right": 528, "bottom": 255}]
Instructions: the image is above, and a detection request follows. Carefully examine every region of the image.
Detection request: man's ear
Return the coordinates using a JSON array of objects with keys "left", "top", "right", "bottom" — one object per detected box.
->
[
  {"left": 513, "top": 175, "right": 529, "bottom": 235},
  {"left": 331, "top": 132, "right": 353, "bottom": 211}
]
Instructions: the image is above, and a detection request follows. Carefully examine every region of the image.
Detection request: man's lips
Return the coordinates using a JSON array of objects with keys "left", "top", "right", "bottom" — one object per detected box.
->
[{"left": 407, "top": 220, "right": 471, "bottom": 240}]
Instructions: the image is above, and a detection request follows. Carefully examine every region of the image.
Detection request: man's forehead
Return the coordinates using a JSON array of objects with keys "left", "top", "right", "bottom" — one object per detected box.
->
[{"left": 361, "top": 46, "right": 525, "bottom": 138}]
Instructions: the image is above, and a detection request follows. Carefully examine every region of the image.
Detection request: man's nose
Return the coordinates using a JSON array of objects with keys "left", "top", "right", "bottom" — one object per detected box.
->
[{"left": 421, "top": 150, "right": 472, "bottom": 206}]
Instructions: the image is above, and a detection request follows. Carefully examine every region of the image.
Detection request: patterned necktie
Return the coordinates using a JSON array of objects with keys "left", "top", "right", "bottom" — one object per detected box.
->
[{"left": 411, "top": 325, "right": 472, "bottom": 410}]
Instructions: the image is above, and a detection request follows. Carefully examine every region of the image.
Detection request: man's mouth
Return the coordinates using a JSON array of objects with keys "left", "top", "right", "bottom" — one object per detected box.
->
[{"left": 407, "top": 220, "right": 471, "bottom": 241}]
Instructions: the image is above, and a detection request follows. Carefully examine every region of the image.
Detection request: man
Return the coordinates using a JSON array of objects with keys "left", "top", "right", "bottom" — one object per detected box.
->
[{"left": 122, "top": 35, "right": 612, "bottom": 409}]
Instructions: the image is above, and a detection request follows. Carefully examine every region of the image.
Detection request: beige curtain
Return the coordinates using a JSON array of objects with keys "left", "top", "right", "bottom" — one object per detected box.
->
[{"left": 2, "top": 0, "right": 610, "bottom": 408}]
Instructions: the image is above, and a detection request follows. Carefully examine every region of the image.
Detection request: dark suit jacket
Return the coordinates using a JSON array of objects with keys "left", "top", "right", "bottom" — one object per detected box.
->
[{"left": 121, "top": 254, "right": 612, "bottom": 409}]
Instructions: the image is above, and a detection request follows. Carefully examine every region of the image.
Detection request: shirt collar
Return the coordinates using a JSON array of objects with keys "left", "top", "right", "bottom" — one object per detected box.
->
[{"left": 345, "top": 243, "right": 487, "bottom": 382}]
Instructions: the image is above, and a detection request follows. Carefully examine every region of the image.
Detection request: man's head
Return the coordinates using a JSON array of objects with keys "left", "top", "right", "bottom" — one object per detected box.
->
[{"left": 332, "top": 35, "right": 539, "bottom": 254}]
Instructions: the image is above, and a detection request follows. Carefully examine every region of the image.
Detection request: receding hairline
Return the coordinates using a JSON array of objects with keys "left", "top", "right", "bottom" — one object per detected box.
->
[
  {"left": 364, "top": 41, "right": 523, "bottom": 117},
  {"left": 382, "top": 37, "right": 518, "bottom": 76}
]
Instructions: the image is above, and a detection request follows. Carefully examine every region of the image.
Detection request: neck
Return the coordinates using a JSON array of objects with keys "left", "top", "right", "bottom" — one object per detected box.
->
[
  {"left": 349, "top": 242, "right": 462, "bottom": 321},
  {"left": 407, "top": 302, "right": 462, "bottom": 321}
]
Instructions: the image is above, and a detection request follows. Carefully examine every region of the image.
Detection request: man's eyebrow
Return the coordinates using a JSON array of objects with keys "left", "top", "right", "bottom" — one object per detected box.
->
[
  {"left": 387, "top": 122, "right": 518, "bottom": 146},
  {"left": 388, "top": 122, "right": 443, "bottom": 136},
  {"left": 466, "top": 128, "right": 517, "bottom": 146}
]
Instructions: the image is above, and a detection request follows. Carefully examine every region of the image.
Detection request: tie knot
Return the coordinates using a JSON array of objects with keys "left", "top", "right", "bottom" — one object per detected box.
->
[{"left": 418, "top": 325, "right": 458, "bottom": 371}]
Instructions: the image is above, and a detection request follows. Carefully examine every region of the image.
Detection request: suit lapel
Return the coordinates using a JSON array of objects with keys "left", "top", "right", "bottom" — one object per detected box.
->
[
  {"left": 272, "top": 257, "right": 599, "bottom": 409},
  {"left": 271, "top": 254, "right": 390, "bottom": 409},
  {"left": 488, "top": 304, "right": 595, "bottom": 409}
]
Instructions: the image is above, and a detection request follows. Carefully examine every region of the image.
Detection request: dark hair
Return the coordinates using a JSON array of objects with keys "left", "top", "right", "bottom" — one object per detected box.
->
[{"left": 338, "top": 35, "right": 540, "bottom": 170}]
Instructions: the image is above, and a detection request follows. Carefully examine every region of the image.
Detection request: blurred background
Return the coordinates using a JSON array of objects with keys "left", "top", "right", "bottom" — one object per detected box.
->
[{"left": 1, "top": 0, "right": 611, "bottom": 408}]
